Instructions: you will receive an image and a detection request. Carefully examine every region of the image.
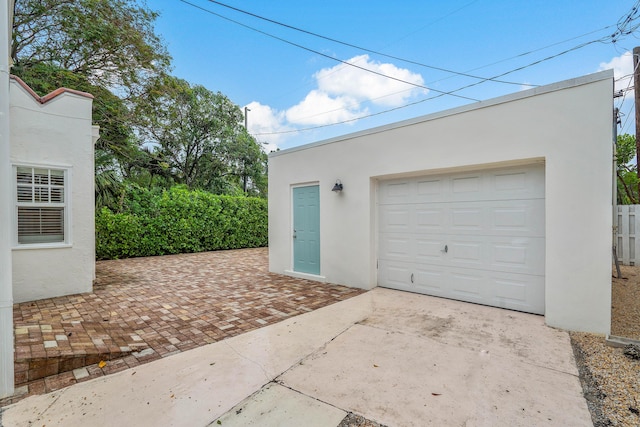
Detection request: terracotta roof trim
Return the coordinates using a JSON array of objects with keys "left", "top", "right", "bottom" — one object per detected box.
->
[{"left": 10, "top": 75, "right": 94, "bottom": 104}]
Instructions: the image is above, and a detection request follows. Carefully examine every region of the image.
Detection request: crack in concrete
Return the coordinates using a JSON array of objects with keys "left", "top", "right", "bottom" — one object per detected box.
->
[
  {"left": 222, "top": 339, "right": 271, "bottom": 382},
  {"left": 274, "top": 322, "right": 359, "bottom": 382},
  {"left": 33, "top": 387, "right": 66, "bottom": 423},
  {"left": 276, "top": 381, "right": 347, "bottom": 413},
  {"left": 520, "top": 360, "right": 580, "bottom": 377}
]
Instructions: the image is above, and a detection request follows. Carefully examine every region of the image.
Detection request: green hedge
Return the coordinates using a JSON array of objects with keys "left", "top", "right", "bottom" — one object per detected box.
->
[{"left": 96, "top": 186, "right": 268, "bottom": 260}]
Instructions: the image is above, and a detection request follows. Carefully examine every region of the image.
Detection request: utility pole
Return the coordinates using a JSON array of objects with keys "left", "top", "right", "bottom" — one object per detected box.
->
[
  {"left": 634, "top": 46, "right": 640, "bottom": 199},
  {"left": 243, "top": 107, "right": 250, "bottom": 194}
]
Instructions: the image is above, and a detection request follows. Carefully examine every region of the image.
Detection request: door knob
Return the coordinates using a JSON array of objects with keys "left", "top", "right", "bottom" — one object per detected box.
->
[{"left": 293, "top": 229, "right": 297, "bottom": 239}]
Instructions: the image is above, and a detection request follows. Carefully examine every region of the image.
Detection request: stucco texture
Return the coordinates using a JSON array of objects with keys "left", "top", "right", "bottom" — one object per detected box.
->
[
  {"left": 9, "top": 77, "right": 97, "bottom": 303},
  {"left": 269, "top": 71, "right": 614, "bottom": 334}
]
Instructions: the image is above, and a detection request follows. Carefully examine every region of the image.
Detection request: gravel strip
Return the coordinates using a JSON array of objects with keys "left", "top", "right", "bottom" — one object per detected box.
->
[
  {"left": 612, "top": 265, "right": 640, "bottom": 340},
  {"left": 571, "top": 333, "right": 640, "bottom": 426},
  {"left": 338, "top": 413, "right": 388, "bottom": 427},
  {"left": 568, "top": 264, "right": 640, "bottom": 426}
]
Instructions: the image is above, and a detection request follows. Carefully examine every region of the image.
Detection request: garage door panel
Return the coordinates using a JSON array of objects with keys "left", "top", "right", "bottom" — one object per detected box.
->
[
  {"left": 414, "top": 265, "right": 449, "bottom": 296},
  {"left": 490, "top": 272, "right": 544, "bottom": 314},
  {"left": 378, "top": 164, "right": 545, "bottom": 315},
  {"left": 382, "top": 200, "right": 544, "bottom": 237},
  {"left": 449, "top": 268, "right": 544, "bottom": 314},
  {"left": 379, "top": 165, "right": 544, "bottom": 205},
  {"left": 449, "top": 241, "right": 483, "bottom": 266},
  {"left": 452, "top": 175, "right": 481, "bottom": 195},
  {"left": 416, "top": 178, "right": 444, "bottom": 198},
  {"left": 380, "top": 260, "right": 544, "bottom": 314},
  {"left": 416, "top": 207, "right": 446, "bottom": 232},
  {"left": 450, "top": 271, "right": 483, "bottom": 299},
  {"left": 493, "top": 244, "right": 527, "bottom": 266},
  {"left": 494, "top": 170, "right": 527, "bottom": 191},
  {"left": 444, "top": 236, "right": 543, "bottom": 275},
  {"left": 382, "top": 233, "right": 544, "bottom": 276},
  {"left": 378, "top": 262, "right": 413, "bottom": 290},
  {"left": 491, "top": 200, "right": 544, "bottom": 236},
  {"left": 379, "top": 260, "right": 449, "bottom": 296},
  {"left": 489, "top": 237, "right": 544, "bottom": 274},
  {"left": 449, "top": 200, "right": 543, "bottom": 236},
  {"left": 379, "top": 206, "right": 412, "bottom": 233},
  {"left": 380, "top": 233, "right": 448, "bottom": 263},
  {"left": 490, "top": 167, "right": 545, "bottom": 200},
  {"left": 451, "top": 207, "right": 483, "bottom": 229},
  {"left": 416, "top": 238, "right": 446, "bottom": 262},
  {"left": 378, "top": 234, "right": 413, "bottom": 261},
  {"left": 379, "top": 180, "right": 413, "bottom": 204}
]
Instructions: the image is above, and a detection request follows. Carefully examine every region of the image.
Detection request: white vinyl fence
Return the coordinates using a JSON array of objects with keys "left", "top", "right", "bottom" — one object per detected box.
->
[{"left": 616, "top": 205, "right": 640, "bottom": 265}]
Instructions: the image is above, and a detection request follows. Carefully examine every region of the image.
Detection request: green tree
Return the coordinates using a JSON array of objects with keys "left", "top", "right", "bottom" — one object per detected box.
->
[
  {"left": 11, "top": 0, "right": 268, "bottom": 203},
  {"left": 12, "top": 0, "right": 173, "bottom": 208},
  {"left": 617, "top": 133, "right": 639, "bottom": 204},
  {"left": 10, "top": 63, "right": 138, "bottom": 208},
  {"left": 11, "top": 63, "right": 135, "bottom": 157},
  {"left": 12, "top": 0, "right": 170, "bottom": 96},
  {"left": 227, "top": 131, "right": 268, "bottom": 197},
  {"left": 137, "top": 76, "right": 267, "bottom": 196}
]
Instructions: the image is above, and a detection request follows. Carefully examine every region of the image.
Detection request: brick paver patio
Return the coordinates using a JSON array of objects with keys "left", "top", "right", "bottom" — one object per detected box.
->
[{"left": 1, "top": 247, "right": 364, "bottom": 407}]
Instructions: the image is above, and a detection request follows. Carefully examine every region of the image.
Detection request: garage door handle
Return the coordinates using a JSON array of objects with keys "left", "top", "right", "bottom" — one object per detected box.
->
[
  {"left": 411, "top": 273, "right": 414, "bottom": 283},
  {"left": 443, "top": 245, "right": 448, "bottom": 253}
]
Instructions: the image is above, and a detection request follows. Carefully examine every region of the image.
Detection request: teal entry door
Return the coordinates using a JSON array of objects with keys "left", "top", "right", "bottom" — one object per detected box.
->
[{"left": 293, "top": 185, "right": 320, "bottom": 275}]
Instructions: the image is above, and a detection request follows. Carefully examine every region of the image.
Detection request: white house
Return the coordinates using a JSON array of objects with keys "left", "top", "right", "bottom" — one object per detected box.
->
[
  {"left": 1, "top": 0, "right": 98, "bottom": 399},
  {"left": 9, "top": 76, "right": 99, "bottom": 303},
  {"left": 269, "top": 71, "right": 614, "bottom": 334},
  {"left": 0, "top": 71, "right": 97, "bottom": 399}
]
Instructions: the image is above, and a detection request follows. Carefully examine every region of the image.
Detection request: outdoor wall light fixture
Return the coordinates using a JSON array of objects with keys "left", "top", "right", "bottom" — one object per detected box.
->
[{"left": 332, "top": 179, "right": 343, "bottom": 192}]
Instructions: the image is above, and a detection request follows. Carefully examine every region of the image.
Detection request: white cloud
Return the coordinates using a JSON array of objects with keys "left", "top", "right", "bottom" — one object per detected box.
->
[
  {"left": 244, "top": 101, "right": 290, "bottom": 152},
  {"left": 315, "top": 55, "right": 427, "bottom": 107},
  {"left": 246, "top": 55, "right": 426, "bottom": 148},
  {"left": 599, "top": 51, "right": 634, "bottom": 92},
  {"left": 285, "top": 90, "right": 364, "bottom": 126}
]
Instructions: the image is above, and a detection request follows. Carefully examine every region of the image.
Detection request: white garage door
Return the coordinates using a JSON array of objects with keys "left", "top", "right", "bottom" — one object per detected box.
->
[{"left": 378, "top": 164, "right": 545, "bottom": 314}]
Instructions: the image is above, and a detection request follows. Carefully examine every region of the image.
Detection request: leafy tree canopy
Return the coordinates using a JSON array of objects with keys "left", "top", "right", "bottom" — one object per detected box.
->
[
  {"left": 136, "top": 76, "right": 267, "bottom": 196},
  {"left": 11, "top": 63, "right": 135, "bottom": 157},
  {"left": 11, "top": 0, "right": 268, "bottom": 207},
  {"left": 12, "top": 0, "right": 170, "bottom": 96},
  {"left": 617, "top": 133, "right": 639, "bottom": 204}
]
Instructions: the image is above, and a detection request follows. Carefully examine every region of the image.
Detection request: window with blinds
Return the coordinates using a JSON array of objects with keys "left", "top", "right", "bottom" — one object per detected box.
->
[{"left": 16, "top": 167, "right": 66, "bottom": 244}]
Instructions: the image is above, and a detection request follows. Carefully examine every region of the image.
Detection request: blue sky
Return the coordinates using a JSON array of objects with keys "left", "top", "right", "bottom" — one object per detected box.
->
[{"left": 152, "top": 0, "right": 639, "bottom": 151}]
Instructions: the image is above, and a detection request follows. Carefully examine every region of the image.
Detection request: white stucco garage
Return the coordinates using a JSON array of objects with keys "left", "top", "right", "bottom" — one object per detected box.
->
[{"left": 268, "top": 71, "right": 614, "bottom": 334}]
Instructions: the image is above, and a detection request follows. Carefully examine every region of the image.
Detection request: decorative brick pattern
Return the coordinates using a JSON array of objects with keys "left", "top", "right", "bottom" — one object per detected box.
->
[{"left": 1, "top": 248, "right": 364, "bottom": 407}]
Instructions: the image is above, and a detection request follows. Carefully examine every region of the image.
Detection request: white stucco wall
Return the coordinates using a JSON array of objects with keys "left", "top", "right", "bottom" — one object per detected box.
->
[
  {"left": 269, "top": 71, "right": 614, "bottom": 334},
  {"left": 9, "top": 77, "right": 97, "bottom": 303}
]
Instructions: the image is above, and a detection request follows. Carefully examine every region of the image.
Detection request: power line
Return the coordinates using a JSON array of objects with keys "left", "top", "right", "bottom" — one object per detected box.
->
[
  {"left": 256, "top": 42, "right": 624, "bottom": 136},
  {"left": 178, "top": 0, "right": 640, "bottom": 136},
  {"left": 253, "top": 1, "right": 640, "bottom": 137},
  {"left": 179, "top": 0, "right": 481, "bottom": 102},
  {"left": 198, "top": 0, "right": 525, "bottom": 86},
  {"left": 618, "top": 52, "right": 640, "bottom": 132},
  {"left": 428, "top": 25, "right": 617, "bottom": 87},
  {"left": 299, "top": 25, "right": 630, "bottom": 125}
]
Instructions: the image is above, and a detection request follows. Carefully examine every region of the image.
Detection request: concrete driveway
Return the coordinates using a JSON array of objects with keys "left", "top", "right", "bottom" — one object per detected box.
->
[{"left": 0, "top": 288, "right": 591, "bottom": 426}]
